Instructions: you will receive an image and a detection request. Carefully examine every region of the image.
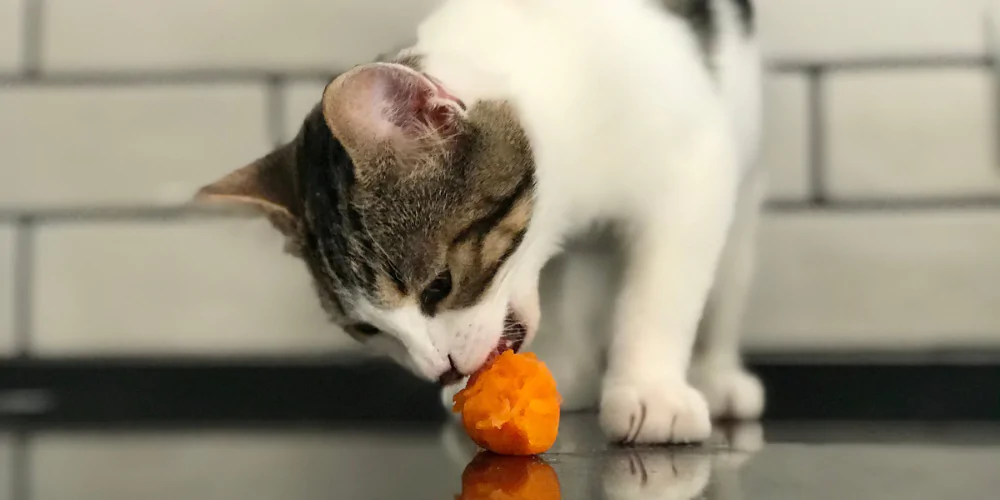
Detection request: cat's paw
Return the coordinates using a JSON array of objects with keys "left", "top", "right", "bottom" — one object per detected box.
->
[
  {"left": 689, "top": 366, "right": 764, "bottom": 421},
  {"left": 600, "top": 378, "right": 712, "bottom": 444},
  {"left": 602, "top": 450, "right": 711, "bottom": 500}
]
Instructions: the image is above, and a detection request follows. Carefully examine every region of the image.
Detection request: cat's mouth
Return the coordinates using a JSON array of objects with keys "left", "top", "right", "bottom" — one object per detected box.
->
[
  {"left": 495, "top": 311, "right": 527, "bottom": 355},
  {"left": 438, "top": 311, "right": 528, "bottom": 386}
]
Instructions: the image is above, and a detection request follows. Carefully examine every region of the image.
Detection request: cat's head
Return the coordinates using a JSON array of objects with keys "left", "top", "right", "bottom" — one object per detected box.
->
[{"left": 197, "top": 61, "right": 539, "bottom": 384}]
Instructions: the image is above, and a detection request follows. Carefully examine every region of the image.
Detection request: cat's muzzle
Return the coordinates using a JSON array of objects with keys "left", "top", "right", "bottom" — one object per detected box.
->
[{"left": 437, "top": 310, "right": 527, "bottom": 386}]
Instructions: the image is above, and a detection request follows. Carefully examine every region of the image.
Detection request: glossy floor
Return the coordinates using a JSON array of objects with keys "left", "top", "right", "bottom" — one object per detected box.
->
[{"left": 2, "top": 416, "right": 999, "bottom": 499}]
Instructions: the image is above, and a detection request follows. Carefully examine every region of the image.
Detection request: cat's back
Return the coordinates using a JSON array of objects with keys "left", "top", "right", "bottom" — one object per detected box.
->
[
  {"left": 417, "top": 1, "right": 737, "bottom": 89},
  {"left": 416, "top": 0, "right": 759, "bottom": 211}
]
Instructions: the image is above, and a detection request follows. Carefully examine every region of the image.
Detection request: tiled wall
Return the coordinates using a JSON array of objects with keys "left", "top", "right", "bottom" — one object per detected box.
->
[{"left": 1, "top": 0, "right": 999, "bottom": 357}]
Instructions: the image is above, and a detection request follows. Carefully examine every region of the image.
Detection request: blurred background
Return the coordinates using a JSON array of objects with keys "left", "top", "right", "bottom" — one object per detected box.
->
[
  {"left": 4, "top": 0, "right": 1000, "bottom": 362},
  {"left": 0, "top": 0, "right": 997, "bottom": 418},
  {"left": 1, "top": 1, "right": 1000, "bottom": 498}
]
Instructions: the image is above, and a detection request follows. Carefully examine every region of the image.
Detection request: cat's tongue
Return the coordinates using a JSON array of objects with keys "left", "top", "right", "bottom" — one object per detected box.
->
[
  {"left": 494, "top": 338, "right": 517, "bottom": 357},
  {"left": 480, "top": 338, "right": 513, "bottom": 369},
  {"left": 474, "top": 311, "right": 527, "bottom": 377},
  {"left": 502, "top": 311, "right": 527, "bottom": 346}
]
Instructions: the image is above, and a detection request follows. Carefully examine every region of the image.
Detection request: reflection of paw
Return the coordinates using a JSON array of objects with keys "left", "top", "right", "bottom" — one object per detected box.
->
[
  {"left": 711, "top": 421, "right": 764, "bottom": 469},
  {"left": 600, "top": 378, "right": 712, "bottom": 444},
  {"left": 603, "top": 450, "right": 711, "bottom": 500},
  {"left": 689, "top": 366, "right": 765, "bottom": 420}
]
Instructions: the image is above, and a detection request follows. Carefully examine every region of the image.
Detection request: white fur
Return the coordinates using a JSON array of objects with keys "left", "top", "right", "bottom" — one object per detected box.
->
[{"left": 365, "top": 0, "right": 764, "bottom": 443}]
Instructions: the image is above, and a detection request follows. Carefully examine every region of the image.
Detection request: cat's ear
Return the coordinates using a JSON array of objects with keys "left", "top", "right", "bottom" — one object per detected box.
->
[
  {"left": 322, "top": 63, "right": 465, "bottom": 155},
  {"left": 194, "top": 143, "right": 302, "bottom": 240}
]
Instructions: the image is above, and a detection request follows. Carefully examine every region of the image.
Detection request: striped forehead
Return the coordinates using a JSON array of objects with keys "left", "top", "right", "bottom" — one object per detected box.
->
[{"left": 292, "top": 95, "right": 535, "bottom": 314}]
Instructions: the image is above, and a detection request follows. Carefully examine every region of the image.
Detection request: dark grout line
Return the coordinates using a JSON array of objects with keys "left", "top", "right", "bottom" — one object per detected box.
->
[
  {"left": 806, "top": 67, "right": 828, "bottom": 205},
  {"left": 0, "top": 55, "right": 990, "bottom": 87},
  {"left": 766, "top": 196, "right": 1000, "bottom": 212},
  {"left": 20, "top": 0, "right": 43, "bottom": 77},
  {"left": 265, "top": 75, "right": 287, "bottom": 147},
  {"left": 768, "top": 55, "right": 992, "bottom": 73},
  {"left": 0, "top": 205, "right": 247, "bottom": 224},
  {"left": 0, "top": 69, "right": 337, "bottom": 87},
  {"left": 11, "top": 217, "right": 35, "bottom": 358},
  {"left": 1, "top": 197, "right": 1000, "bottom": 225}
]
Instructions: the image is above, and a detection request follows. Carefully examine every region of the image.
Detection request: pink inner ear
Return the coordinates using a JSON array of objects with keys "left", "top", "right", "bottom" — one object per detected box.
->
[
  {"left": 424, "top": 74, "right": 467, "bottom": 111},
  {"left": 344, "top": 64, "right": 463, "bottom": 141}
]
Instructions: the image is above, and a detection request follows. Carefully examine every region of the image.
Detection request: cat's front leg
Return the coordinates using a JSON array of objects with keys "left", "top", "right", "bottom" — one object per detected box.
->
[
  {"left": 600, "top": 138, "right": 738, "bottom": 444},
  {"left": 689, "top": 170, "right": 766, "bottom": 421}
]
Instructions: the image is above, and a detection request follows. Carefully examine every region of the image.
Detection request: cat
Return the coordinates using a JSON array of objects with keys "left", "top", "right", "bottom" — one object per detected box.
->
[{"left": 196, "top": 0, "right": 764, "bottom": 444}]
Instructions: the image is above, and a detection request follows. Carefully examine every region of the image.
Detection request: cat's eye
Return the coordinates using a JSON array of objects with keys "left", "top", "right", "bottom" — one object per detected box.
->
[
  {"left": 420, "top": 269, "right": 453, "bottom": 315},
  {"left": 348, "top": 323, "right": 381, "bottom": 338}
]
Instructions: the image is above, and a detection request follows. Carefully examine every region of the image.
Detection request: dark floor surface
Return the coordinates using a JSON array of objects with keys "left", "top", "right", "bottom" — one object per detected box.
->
[{"left": 2, "top": 415, "right": 999, "bottom": 499}]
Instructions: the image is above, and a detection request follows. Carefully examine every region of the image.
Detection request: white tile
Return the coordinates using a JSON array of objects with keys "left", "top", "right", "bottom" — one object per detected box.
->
[
  {"left": 32, "top": 432, "right": 457, "bottom": 500},
  {"left": 746, "top": 211, "right": 1000, "bottom": 350},
  {"left": 43, "top": 0, "right": 437, "bottom": 71},
  {"left": 0, "top": 225, "right": 12, "bottom": 355},
  {"left": 762, "top": 74, "right": 810, "bottom": 200},
  {"left": 826, "top": 69, "right": 1000, "bottom": 198},
  {"left": 282, "top": 81, "right": 327, "bottom": 144},
  {"left": 0, "top": 0, "right": 22, "bottom": 71},
  {"left": 33, "top": 218, "right": 358, "bottom": 355},
  {"left": 0, "top": 84, "right": 270, "bottom": 208},
  {"left": 758, "top": 0, "right": 989, "bottom": 60}
]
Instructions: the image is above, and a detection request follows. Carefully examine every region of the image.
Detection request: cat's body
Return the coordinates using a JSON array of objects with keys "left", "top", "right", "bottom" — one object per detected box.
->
[{"left": 199, "top": 0, "right": 763, "bottom": 443}]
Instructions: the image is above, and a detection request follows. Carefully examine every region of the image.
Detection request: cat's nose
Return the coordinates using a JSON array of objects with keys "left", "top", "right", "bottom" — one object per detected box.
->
[{"left": 438, "top": 355, "right": 465, "bottom": 386}]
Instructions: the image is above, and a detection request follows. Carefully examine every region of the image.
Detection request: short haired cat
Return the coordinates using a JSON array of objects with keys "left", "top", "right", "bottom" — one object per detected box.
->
[{"left": 197, "top": 0, "right": 764, "bottom": 444}]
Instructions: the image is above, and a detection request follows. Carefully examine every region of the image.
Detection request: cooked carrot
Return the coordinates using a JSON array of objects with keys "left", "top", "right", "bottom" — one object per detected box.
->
[{"left": 452, "top": 350, "right": 561, "bottom": 455}]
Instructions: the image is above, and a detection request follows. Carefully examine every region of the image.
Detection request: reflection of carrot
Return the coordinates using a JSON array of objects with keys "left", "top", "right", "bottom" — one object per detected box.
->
[
  {"left": 452, "top": 350, "right": 561, "bottom": 455},
  {"left": 457, "top": 453, "right": 562, "bottom": 500}
]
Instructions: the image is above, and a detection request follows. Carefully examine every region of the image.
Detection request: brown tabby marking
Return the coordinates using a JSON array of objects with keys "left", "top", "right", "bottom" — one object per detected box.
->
[{"left": 197, "top": 54, "right": 535, "bottom": 325}]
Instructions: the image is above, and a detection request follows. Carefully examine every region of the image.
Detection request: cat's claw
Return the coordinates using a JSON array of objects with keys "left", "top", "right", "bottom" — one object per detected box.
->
[{"left": 600, "top": 378, "right": 712, "bottom": 445}]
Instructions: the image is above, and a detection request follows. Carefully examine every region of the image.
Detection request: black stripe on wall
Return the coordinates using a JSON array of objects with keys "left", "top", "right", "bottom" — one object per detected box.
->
[{"left": 0, "top": 354, "right": 997, "bottom": 425}]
